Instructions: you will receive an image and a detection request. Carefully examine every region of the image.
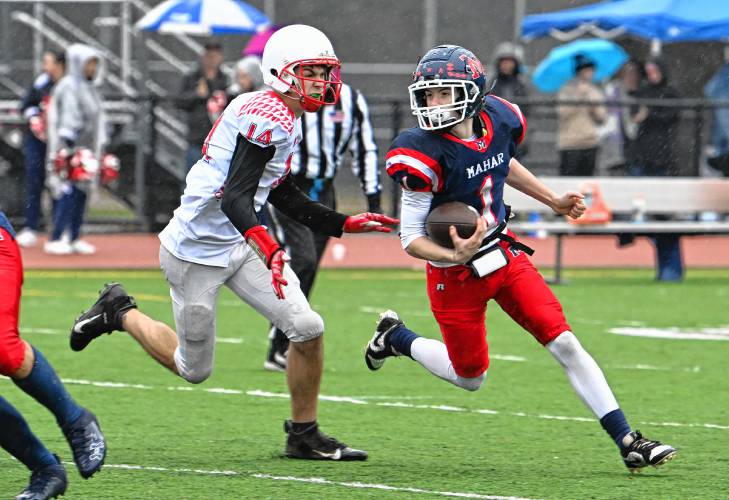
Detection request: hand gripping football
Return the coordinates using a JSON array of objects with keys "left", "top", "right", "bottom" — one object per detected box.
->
[{"left": 425, "top": 201, "right": 479, "bottom": 249}]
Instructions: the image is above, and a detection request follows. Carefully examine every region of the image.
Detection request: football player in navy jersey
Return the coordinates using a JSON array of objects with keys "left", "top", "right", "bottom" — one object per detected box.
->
[{"left": 365, "top": 45, "right": 677, "bottom": 472}]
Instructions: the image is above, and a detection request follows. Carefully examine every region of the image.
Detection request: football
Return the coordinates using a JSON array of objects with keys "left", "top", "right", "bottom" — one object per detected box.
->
[{"left": 425, "top": 201, "right": 480, "bottom": 248}]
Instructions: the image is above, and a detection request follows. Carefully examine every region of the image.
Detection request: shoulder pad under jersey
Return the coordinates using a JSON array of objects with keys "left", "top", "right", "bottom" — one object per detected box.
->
[
  {"left": 235, "top": 90, "right": 296, "bottom": 147},
  {"left": 386, "top": 128, "right": 444, "bottom": 192},
  {"left": 484, "top": 94, "right": 527, "bottom": 145}
]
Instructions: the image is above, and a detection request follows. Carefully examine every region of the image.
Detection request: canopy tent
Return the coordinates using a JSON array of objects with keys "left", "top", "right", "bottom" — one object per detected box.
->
[{"left": 522, "top": 0, "right": 729, "bottom": 42}]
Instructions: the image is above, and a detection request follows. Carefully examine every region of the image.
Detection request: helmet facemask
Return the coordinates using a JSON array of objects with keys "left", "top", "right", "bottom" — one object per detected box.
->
[
  {"left": 277, "top": 58, "right": 342, "bottom": 112},
  {"left": 409, "top": 79, "right": 480, "bottom": 131}
]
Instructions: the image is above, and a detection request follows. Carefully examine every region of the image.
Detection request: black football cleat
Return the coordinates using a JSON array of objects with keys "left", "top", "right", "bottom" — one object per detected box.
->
[
  {"left": 70, "top": 282, "right": 136, "bottom": 351},
  {"left": 284, "top": 420, "right": 368, "bottom": 461},
  {"left": 263, "top": 326, "right": 289, "bottom": 372},
  {"left": 15, "top": 454, "right": 67, "bottom": 500},
  {"left": 364, "top": 310, "right": 403, "bottom": 371},
  {"left": 62, "top": 409, "right": 107, "bottom": 479},
  {"left": 621, "top": 430, "right": 677, "bottom": 472}
]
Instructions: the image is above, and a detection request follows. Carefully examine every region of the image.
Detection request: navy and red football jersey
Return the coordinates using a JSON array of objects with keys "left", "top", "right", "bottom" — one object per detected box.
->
[{"left": 386, "top": 95, "right": 526, "bottom": 230}]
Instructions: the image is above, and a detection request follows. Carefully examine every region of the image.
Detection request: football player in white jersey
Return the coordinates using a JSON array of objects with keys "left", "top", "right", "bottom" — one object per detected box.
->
[{"left": 69, "top": 25, "right": 397, "bottom": 461}]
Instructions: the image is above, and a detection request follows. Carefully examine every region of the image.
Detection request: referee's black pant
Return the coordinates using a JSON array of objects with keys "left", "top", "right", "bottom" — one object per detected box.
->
[
  {"left": 264, "top": 179, "right": 336, "bottom": 352},
  {"left": 266, "top": 181, "right": 335, "bottom": 298}
]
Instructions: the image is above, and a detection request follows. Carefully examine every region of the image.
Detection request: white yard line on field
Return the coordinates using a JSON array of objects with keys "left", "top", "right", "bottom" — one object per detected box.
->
[
  {"left": 606, "top": 363, "right": 701, "bottom": 373},
  {"left": 609, "top": 326, "right": 729, "bottom": 340},
  {"left": 71, "top": 462, "right": 541, "bottom": 500},
  {"left": 250, "top": 473, "right": 539, "bottom": 500},
  {"left": 4, "top": 375, "right": 724, "bottom": 432}
]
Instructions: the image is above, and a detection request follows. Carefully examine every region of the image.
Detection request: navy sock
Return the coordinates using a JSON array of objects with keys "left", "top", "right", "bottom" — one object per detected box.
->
[
  {"left": 388, "top": 324, "right": 419, "bottom": 358},
  {"left": 13, "top": 347, "right": 83, "bottom": 428},
  {"left": 600, "top": 408, "right": 632, "bottom": 449},
  {"left": 0, "top": 396, "right": 57, "bottom": 471}
]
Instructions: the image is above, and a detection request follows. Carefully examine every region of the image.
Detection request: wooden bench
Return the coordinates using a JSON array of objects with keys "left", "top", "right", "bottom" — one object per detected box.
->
[{"left": 504, "top": 177, "right": 729, "bottom": 282}]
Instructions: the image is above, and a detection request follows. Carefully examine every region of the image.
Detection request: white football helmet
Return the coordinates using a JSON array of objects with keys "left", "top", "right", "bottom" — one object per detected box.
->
[{"left": 261, "top": 24, "right": 342, "bottom": 111}]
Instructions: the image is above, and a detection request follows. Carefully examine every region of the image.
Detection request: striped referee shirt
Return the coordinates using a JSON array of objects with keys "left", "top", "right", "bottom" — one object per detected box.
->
[{"left": 292, "top": 83, "right": 380, "bottom": 196}]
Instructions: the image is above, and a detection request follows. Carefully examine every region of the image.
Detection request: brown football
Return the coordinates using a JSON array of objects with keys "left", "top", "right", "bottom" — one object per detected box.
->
[{"left": 425, "top": 202, "right": 479, "bottom": 249}]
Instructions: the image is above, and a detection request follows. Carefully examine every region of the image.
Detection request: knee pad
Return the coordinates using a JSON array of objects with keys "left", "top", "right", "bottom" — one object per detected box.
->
[
  {"left": 455, "top": 372, "right": 486, "bottom": 392},
  {"left": 546, "top": 331, "right": 582, "bottom": 366},
  {"left": 287, "top": 309, "right": 324, "bottom": 343},
  {"left": 0, "top": 336, "right": 25, "bottom": 376},
  {"left": 175, "top": 304, "right": 216, "bottom": 384},
  {"left": 174, "top": 346, "right": 213, "bottom": 384}
]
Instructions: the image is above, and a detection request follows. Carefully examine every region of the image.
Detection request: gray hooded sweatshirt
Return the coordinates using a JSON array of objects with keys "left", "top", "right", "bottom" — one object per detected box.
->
[{"left": 46, "top": 44, "right": 106, "bottom": 196}]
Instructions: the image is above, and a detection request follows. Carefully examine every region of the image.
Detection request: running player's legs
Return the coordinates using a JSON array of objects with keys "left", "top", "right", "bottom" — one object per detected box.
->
[
  {"left": 492, "top": 249, "right": 662, "bottom": 464},
  {"left": 225, "top": 243, "right": 324, "bottom": 422},
  {"left": 427, "top": 265, "right": 491, "bottom": 378},
  {"left": 493, "top": 252, "right": 570, "bottom": 345},
  {"left": 160, "top": 245, "right": 230, "bottom": 383},
  {"left": 225, "top": 244, "right": 323, "bottom": 342}
]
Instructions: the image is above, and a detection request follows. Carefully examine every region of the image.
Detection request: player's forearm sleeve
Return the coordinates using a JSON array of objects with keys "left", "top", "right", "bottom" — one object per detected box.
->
[
  {"left": 268, "top": 175, "right": 348, "bottom": 237},
  {"left": 399, "top": 189, "right": 432, "bottom": 249},
  {"left": 221, "top": 135, "right": 276, "bottom": 234}
]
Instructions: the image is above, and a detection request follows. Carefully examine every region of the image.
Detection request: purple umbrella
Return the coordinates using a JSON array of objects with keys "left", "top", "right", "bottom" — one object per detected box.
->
[{"left": 242, "top": 25, "right": 283, "bottom": 57}]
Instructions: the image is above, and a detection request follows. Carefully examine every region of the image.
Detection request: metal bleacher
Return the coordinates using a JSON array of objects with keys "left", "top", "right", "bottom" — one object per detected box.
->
[{"left": 0, "top": 0, "right": 211, "bottom": 229}]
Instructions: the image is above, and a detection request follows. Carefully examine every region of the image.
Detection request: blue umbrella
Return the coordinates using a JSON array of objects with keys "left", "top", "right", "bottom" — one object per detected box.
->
[
  {"left": 136, "top": 0, "right": 270, "bottom": 35},
  {"left": 532, "top": 39, "right": 628, "bottom": 93},
  {"left": 522, "top": 0, "right": 729, "bottom": 42}
]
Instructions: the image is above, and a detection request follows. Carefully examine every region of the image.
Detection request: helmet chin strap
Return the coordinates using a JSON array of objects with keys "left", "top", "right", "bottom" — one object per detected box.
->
[{"left": 300, "top": 95, "right": 321, "bottom": 112}]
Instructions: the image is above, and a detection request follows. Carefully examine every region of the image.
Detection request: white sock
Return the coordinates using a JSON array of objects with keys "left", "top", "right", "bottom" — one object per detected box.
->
[
  {"left": 546, "top": 331, "right": 619, "bottom": 419},
  {"left": 410, "top": 337, "right": 484, "bottom": 391}
]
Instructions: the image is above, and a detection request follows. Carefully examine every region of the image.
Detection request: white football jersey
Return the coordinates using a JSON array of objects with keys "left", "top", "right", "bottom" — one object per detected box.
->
[{"left": 160, "top": 90, "right": 300, "bottom": 267}]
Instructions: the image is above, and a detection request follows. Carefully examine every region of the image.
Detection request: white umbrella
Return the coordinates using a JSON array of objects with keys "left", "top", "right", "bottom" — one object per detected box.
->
[{"left": 136, "top": 0, "right": 270, "bottom": 35}]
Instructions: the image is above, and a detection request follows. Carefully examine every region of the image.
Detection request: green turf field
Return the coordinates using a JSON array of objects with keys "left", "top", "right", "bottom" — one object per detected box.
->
[{"left": 2, "top": 268, "right": 728, "bottom": 499}]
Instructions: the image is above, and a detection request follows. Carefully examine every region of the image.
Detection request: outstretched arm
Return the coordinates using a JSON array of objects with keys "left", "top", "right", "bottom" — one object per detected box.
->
[
  {"left": 506, "top": 158, "right": 586, "bottom": 219},
  {"left": 269, "top": 175, "right": 398, "bottom": 235}
]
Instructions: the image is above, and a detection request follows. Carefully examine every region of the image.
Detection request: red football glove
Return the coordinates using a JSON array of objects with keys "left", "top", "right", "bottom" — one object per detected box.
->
[
  {"left": 244, "top": 225, "right": 290, "bottom": 299},
  {"left": 343, "top": 213, "right": 399, "bottom": 233}
]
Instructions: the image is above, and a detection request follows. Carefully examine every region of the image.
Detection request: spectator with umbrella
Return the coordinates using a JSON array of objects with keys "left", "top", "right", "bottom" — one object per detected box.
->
[{"left": 556, "top": 54, "right": 607, "bottom": 176}]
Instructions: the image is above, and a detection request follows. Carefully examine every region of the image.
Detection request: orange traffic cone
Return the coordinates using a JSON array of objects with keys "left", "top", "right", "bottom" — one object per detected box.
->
[{"left": 569, "top": 182, "right": 612, "bottom": 224}]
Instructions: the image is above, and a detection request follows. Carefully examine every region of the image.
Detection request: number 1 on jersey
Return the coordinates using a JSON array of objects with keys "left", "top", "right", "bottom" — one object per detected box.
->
[{"left": 479, "top": 175, "right": 497, "bottom": 227}]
